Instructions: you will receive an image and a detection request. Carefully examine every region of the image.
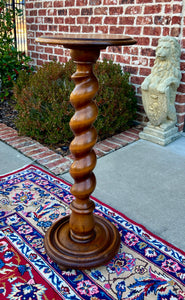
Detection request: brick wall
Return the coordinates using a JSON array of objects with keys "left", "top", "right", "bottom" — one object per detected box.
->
[{"left": 25, "top": 0, "right": 185, "bottom": 131}]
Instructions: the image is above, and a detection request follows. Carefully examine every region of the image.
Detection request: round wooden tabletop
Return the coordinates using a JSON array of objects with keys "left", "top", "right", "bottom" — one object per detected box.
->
[{"left": 36, "top": 33, "right": 136, "bottom": 48}]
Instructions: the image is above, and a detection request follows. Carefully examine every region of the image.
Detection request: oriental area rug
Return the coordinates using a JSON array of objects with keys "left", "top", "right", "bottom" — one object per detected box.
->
[{"left": 0, "top": 165, "right": 185, "bottom": 300}]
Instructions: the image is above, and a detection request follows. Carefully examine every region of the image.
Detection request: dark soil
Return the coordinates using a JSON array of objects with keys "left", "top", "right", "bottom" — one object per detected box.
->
[
  {"left": 0, "top": 98, "right": 70, "bottom": 156},
  {"left": 0, "top": 98, "right": 18, "bottom": 130}
]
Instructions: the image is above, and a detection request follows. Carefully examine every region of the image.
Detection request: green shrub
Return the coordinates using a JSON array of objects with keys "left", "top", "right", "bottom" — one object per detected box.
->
[
  {"left": 94, "top": 59, "right": 137, "bottom": 140},
  {"left": 14, "top": 61, "right": 74, "bottom": 144},
  {"left": 0, "top": 0, "right": 32, "bottom": 101},
  {"left": 14, "top": 59, "right": 137, "bottom": 145}
]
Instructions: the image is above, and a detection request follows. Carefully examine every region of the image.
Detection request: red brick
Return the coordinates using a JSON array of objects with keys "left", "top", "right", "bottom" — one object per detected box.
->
[
  {"left": 95, "top": 142, "right": 112, "bottom": 152},
  {"left": 144, "top": 4, "right": 162, "bottom": 14},
  {"left": 45, "top": 47, "right": 53, "bottom": 54},
  {"left": 0, "top": 129, "right": 18, "bottom": 137},
  {"left": 177, "top": 84, "right": 185, "bottom": 93},
  {"left": 69, "top": 8, "right": 80, "bottom": 15},
  {"left": 125, "top": 6, "right": 142, "bottom": 14},
  {"left": 44, "top": 17, "right": 53, "bottom": 23},
  {"left": 131, "top": 75, "right": 145, "bottom": 85},
  {"left": 48, "top": 9, "right": 57, "bottom": 16},
  {"left": 176, "top": 94, "right": 185, "bottom": 104},
  {"left": 35, "top": 2, "right": 42, "bottom": 8},
  {"left": 177, "top": 124, "right": 184, "bottom": 132},
  {"left": 109, "top": 7, "right": 123, "bottom": 15},
  {"left": 120, "top": 0, "right": 134, "bottom": 4},
  {"left": 125, "top": 26, "right": 142, "bottom": 35},
  {"left": 77, "top": 17, "right": 89, "bottom": 24},
  {"left": 58, "top": 9, "right": 67, "bottom": 15},
  {"left": 118, "top": 133, "right": 135, "bottom": 142},
  {"left": 136, "top": 0, "right": 152, "bottom": 3},
  {"left": 141, "top": 48, "right": 155, "bottom": 57},
  {"left": 173, "top": 4, "right": 182, "bottom": 13},
  {"left": 89, "top": 0, "right": 102, "bottom": 4},
  {"left": 177, "top": 114, "right": 185, "bottom": 125},
  {"left": 101, "top": 53, "right": 114, "bottom": 61},
  {"left": 40, "top": 54, "right": 48, "bottom": 60},
  {"left": 49, "top": 54, "right": 57, "bottom": 60},
  {"left": 94, "top": 7, "right": 108, "bottom": 15},
  {"left": 76, "top": 0, "right": 87, "bottom": 5},
  {"left": 133, "top": 56, "right": 148, "bottom": 66},
  {"left": 54, "top": 1, "right": 64, "bottom": 7},
  {"left": 116, "top": 54, "right": 130, "bottom": 64},
  {"left": 81, "top": 8, "right": 93, "bottom": 15},
  {"left": 104, "top": 16, "right": 117, "bottom": 25},
  {"left": 110, "top": 26, "right": 124, "bottom": 34},
  {"left": 8, "top": 138, "right": 34, "bottom": 148},
  {"left": 139, "top": 67, "right": 151, "bottom": 76},
  {"left": 172, "top": 16, "right": 181, "bottom": 25},
  {"left": 38, "top": 9, "right": 46, "bottom": 16},
  {"left": 17, "top": 142, "right": 40, "bottom": 151},
  {"left": 123, "top": 46, "right": 138, "bottom": 55},
  {"left": 36, "top": 46, "right": 44, "bottom": 53},
  {"left": 26, "top": 17, "right": 34, "bottom": 24},
  {"left": 94, "top": 148, "right": 106, "bottom": 158},
  {"left": 65, "top": 0, "right": 75, "bottom": 6},
  {"left": 111, "top": 136, "right": 129, "bottom": 147},
  {"left": 90, "top": 17, "right": 102, "bottom": 24},
  {"left": 44, "top": 158, "right": 69, "bottom": 169},
  {"left": 127, "top": 128, "right": 140, "bottom": 134},
  {"left": 143, "top": 27, "right": 161, "bottom": 36},
  {"left": 0, "top": 123, "right": 8, "bottom": 130},
  {"left": 170, "top": 27, "right": 181, "bottom": 37},
  {"left": 30, "top": 10, "right": 37, "bottom": 16},
  {"left": 123, "top": 130, "right": 139, "bottom": 139},
  {"left": 59, "top": 25, "right": 69, "bottom": 32},
  {"left": 32, "top": 52, "right": 39, "bottom": 59},
  {"left": 0, "top": 133, "right": 18, "bottom": 141},
  {"left": 164, "top": 4, "right": 172, "bottom": 13},
  {"left": 82, "top": 26, "right": 94, "bottom": 33},
  {"left": 39, "top": 25, "right": 47, "bottom": 31},
  {"left": 48, "top": 25, "right": 58, "bottom": 31},
  {"left": 51, "top": 161, "right": 71, "bottom": 175},
  {"left": 119, "top": 17, "right": 134, "bottom": 25},
  {"left": 70, "top": 26, "right": 81, "bottom": 32},
  {"left": 124, "top": 66, "right": 138, "bottom": 75},
  {"left": 104, "top": 0, "right": 118, "bottom": 4},
  {"left": 23, "top": 147, "right": 49, "bottom": 157},
  {"left": 37, "top": 153, "right": 63, "bottom": 163},
  {"left": 26, "top": 3, "right": 33, "bottom": 9},
  {"left": 65, "top": 17, "right": 75, "bottom": 24},
  {"left": 136, "top": 16, "right": 153, "bottom": 25},
  {"left": 34, "top": 152, "right": 60, "bottom": 162},
  {"left": 54, "top": 48, "right": 64, "bottom": 55},
  {"left": 95, "top": 26, "right": 108, "bottom": 34},
  {"left": 175, "top": 104, "right": 185, "bottom": 114}
]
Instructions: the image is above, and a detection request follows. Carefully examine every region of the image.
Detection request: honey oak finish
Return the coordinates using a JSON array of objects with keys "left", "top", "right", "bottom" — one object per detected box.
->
[{"left": 36, "top": 34, "right": 136, "bottom": 269}]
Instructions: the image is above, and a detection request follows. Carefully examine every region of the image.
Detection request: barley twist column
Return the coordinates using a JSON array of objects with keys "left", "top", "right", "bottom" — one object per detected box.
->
[{"left": 69, "top": 49, "right": 99, "bottom": 243}]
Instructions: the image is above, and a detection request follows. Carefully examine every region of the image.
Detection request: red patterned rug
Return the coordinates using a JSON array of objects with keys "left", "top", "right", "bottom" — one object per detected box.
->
[{"left": 0, "top": 165, "right": 184, "bottom": 299}]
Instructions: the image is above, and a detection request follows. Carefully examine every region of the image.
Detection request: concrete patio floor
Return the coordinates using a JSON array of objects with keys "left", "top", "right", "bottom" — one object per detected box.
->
[{"left": 1, "top": 135, "right": 185, "bottom": 251}]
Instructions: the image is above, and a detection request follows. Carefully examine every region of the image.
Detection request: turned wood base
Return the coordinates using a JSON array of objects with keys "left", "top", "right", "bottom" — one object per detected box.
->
[{"left": 44, "top": 215, "right": 120, "bottom": 270}]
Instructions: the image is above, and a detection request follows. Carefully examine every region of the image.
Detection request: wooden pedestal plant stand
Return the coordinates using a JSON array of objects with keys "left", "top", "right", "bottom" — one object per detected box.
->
[{"left": 36, "top": 34, "right": 136, "bottom": 270}]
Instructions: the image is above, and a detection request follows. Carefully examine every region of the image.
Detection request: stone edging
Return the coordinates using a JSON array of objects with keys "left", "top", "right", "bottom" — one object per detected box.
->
[{"left": 0, "top": 123, "right": 142, "bottom": 175}]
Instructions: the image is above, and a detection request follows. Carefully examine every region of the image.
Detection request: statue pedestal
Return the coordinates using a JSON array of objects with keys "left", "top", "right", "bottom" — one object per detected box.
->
[{"left": 139, "top": 123, "right": 180, "bottom": 146}]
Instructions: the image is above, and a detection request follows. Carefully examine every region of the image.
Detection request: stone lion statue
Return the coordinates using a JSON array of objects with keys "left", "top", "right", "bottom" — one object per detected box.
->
[{"left": 141, "top": 36, "right": 181, "bottom": 128}]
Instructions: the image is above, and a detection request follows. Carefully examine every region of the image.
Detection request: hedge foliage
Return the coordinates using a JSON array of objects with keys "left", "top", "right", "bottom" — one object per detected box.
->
[{"left": 14, "top": 59, "right": 137, "bottom": 145}]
